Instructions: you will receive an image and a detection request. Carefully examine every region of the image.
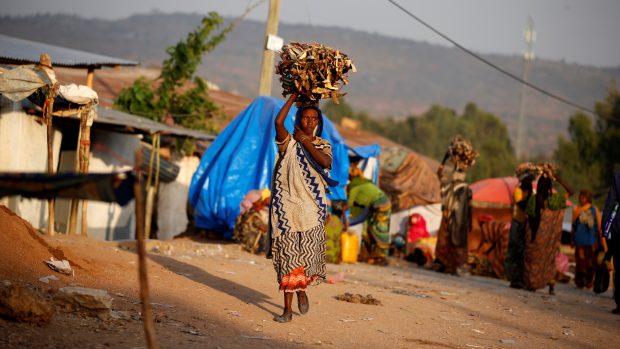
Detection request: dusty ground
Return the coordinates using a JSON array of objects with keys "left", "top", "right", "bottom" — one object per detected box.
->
[{"left": 0, "top": 207, "right": 618, "bottom": 348}]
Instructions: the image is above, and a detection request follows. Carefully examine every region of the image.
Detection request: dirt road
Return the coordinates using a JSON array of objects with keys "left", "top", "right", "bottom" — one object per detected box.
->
[{"left": 0, "top": 227, "right": 618, "bottom": 349}]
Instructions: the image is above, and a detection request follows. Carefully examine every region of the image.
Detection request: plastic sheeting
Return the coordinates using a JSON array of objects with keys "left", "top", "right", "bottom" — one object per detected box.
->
[
  {"left": 189, "top": 96, "right": 350, "bottom": 238},
  {"left": 379, "top": 147, "right": 441, "bottom": 210},
  {"left": 58, "top": 84, "right": 98, "bottom": 105},
  {"left": 350, "top": 144, "right": 381, "bottom": 184},
  {"left": 0, "top": 64, "right": 56, "bottom": 102}
]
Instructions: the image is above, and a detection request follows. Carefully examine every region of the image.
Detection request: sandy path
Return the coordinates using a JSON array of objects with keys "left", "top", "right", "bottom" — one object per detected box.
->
[{"left": 1, "top": 234, "right": 618, "bottom": 349}]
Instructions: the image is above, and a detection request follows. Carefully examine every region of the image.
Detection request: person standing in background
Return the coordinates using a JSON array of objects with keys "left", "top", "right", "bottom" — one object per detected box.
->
[
  {"left": 572, "top": 189, "right": 602, "bottom": 290},
  {"left": 505, "top": 165, "right": 535, "bottom": 289},
  {"left": 602, "top": 172, "right": 620, "bottom": 314}
]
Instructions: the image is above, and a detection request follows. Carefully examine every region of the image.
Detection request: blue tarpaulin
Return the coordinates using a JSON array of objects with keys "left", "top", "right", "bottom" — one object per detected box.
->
[{"left": 189, "top": 96, "right": 350, "bottom": 238}]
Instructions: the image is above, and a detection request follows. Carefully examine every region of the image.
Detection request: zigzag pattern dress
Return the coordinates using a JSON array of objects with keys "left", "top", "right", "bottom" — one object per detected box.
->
[{"left": 270, "top": 134, "right": 331, "bottom": 292}]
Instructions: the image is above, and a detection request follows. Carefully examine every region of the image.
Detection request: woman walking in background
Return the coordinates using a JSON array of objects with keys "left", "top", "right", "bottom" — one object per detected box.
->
[
  {"left": 430, "top": 136, "right": 477, "bottom": 275},
  {"left": 267, "top": 93, "right": 336, "bottom": 322},
  {"left": 572, "top": 190, "right": 602, "bottom": 289},
  {"left": 523, "top": 164, "right": 573, "bottom": 294},
  {"left": 505, "top": 164, "right": 536, "bottom": 288}
]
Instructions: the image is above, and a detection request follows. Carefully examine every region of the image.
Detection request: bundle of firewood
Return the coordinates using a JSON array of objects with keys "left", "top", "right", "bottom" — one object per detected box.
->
[
  {"left": 539, "top": 162, "right": 559, "bottom": 180},
  {"left": 514, "top": 162, "right": 559, "bottom": 180},
  {"left": 515, "top": 162, "right": 540, "bottom": 179},
  {"left": 276, "top": 42, "right": 356, "bottom": 106},
  {"left": 447, "top": 135, "right": 478, "bottom": 171}
]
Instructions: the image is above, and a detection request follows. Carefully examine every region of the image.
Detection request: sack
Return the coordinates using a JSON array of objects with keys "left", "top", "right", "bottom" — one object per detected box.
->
[{"left": 593, "top": 265, "right": 610, "bottom": 294}]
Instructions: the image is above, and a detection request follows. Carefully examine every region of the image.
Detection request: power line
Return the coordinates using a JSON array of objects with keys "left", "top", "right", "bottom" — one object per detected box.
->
[{"left": 386, "top": 0, "right": 602, "bottom": 118}]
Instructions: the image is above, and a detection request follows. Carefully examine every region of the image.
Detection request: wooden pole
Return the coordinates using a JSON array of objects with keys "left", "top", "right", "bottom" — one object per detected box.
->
[
  {"left": 79, "top": 109, "right": 92, "bottom": 236},
  {"left": 69, "top": 68, "right": 95, "bottom": 235},
  {"left": 144, "top": 134, "right": 161, "bottom": 239},
  {"left": 41, "top": 53, "right": 56, "bottom": 236},
  {"left": 85, "top": 67, "right": 94, "bottom": 88},
  {"left": 80, "top": 69, "right": 95, "bottom": 236},
  {"left": 134, "top": 149, "right": 159, "bottom": 349},
  {"left": 257, "top": 0, "right": 280, "bottom": 96},
  {"left": 67, "top": 112, "right": 84, "bottom": 235}
]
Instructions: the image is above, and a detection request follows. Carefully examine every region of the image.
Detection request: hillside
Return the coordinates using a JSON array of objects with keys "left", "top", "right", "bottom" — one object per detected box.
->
[{"left": 1, "top": 13, "right": 618, "bottom": 155}]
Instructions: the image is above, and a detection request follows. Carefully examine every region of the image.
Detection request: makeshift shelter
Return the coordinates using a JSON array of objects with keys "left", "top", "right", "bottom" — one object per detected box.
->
[
  {"left": 335, "top": 124, "right": 443, "bottom": 237},
  {"left": 379, "top": 146, "right": 441, "bottom": 210},
  {"left": 189, "top": 96, "right": 349, "bottom": 238},
  {"left": 0, "top": 56, "right": 214, "bottom": 240},
  {"left": 471, "top": 177, "right": 518, "bottom": 209}
]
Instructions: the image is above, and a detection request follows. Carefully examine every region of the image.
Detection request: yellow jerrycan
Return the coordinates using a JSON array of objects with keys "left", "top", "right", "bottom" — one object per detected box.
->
[{"left": 340, "top": 232, "right": 359, "bottom": 264}]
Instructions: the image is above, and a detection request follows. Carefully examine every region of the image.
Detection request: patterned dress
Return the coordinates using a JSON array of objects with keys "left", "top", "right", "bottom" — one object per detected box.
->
[
  {"left": 523, "top": 194, "right": 565, "bottom": 290},
  {"left": 434, "top": 170, "right": 471, "bottom": 274},
  {"left": 268, "top": 133, "right": 331, "bottom": 292}
]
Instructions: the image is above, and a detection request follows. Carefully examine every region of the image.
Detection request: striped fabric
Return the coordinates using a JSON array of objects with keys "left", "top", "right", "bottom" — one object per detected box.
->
[
  {"left": 270, "top": 135, "right": 331, "bottom": 238},
  {"left": 272, "top": 225, "right": 327, "bottom": 291}
]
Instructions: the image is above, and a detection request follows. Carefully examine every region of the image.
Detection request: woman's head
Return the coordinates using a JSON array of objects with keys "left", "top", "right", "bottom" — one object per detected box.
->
[
  {"left": 296, "top": 105, "right": 323, "bottom": 136},
  {"left": 579, "top": 189, "right": 593, "bottom": 206}
]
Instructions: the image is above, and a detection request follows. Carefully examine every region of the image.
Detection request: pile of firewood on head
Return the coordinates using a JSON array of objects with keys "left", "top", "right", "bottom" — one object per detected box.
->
[
  {"left": 448, "top": 135, "right": 479, "bottom": 172},
  {"left": 276, "top": 42, "right": 356, "bottom": 107},
  {"left": 538, "top": 162, "right": 559, "bottom": 181},
  {"left": 515, "top": 162, "right": 540, "bottom": 180},
  {"left": 514, "top": 162, "right": 559, "bottom": 181}
]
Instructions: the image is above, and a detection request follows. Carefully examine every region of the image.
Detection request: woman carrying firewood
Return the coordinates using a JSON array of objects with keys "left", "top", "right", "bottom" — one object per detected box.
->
[
  {"left": 430, "top": 136, "right": 477, "bottom": 275},
  {"left": 267, "top": 92, "right": 337, "bottom": 323}
]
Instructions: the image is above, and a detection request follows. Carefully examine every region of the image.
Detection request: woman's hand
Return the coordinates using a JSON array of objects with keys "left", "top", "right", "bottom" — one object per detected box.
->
[{"left": 293, "top": 125, "right": 312, "bottom": 143}]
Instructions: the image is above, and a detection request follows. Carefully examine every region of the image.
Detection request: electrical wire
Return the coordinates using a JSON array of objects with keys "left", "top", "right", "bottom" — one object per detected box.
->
[{"left": 386, "top": 0, "right": 606, "bottom": 118}]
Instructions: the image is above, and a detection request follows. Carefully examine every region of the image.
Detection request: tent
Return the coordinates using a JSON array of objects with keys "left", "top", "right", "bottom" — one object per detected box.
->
[
  {"left": 470, "top": 176, "right": 572, "bottom": 209},
  {"left": 379, "top": 146, "right": 441, "bottom": 210},
  {"left": 189, "top": 96, "right": 349, "bottom": 238},
  {"left": 470, "top": 177, "right": 518, "bottom": 209}
]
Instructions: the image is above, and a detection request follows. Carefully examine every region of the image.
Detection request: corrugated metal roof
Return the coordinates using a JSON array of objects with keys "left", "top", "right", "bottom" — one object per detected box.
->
[
  {"left": 95, "top": 107, "right": 216, "bottom": 141},
  {"left": 0, "top": 34, "right": 138, "bottom": 68}
]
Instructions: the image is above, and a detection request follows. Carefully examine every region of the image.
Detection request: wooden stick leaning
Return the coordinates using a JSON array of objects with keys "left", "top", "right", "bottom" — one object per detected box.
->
[
  {"left": 134, "top": 149, "right": 159, "bottom": 349},
  {"left": 40, "top": 53, "right": 56, "bottom": 236}
]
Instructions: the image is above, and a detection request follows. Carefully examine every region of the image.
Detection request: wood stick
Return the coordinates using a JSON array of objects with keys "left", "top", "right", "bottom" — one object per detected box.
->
[
  {"left": 46, "top": 95, "right": 55, "bottom": 236},
  {"left": 134, "top": 149, "right": 159, "bottom": 349},
  {"left": 41, "top": 53, "right": 55, "bottom": 236},
  {"left": 68, "top": 109, "right": 87, "bottom": 235},
  {"left": 80, "top": 113, "right": 92, "bottom": 237}
]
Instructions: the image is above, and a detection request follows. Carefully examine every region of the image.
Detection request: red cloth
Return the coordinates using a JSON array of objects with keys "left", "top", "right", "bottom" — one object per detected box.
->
[{"left": 407, "top": 213, "right": 430, "bottom": 242}]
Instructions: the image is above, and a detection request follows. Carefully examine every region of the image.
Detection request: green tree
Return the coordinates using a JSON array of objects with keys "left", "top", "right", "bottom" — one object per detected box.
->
[
  {"left": 554, "top": 113, "right": 601, "bottom": 196},
  {"left": 595, "top": 84, "right": 620, "bottom": 188},
  {"left": 114, "top": 12, "right": 232, "bottom": 153},
  {"left": 324, "top": 99, "right": 516, "bottom": 182},
  {"left": 555, "top": 84, "right": 620, "bottom": 200}
]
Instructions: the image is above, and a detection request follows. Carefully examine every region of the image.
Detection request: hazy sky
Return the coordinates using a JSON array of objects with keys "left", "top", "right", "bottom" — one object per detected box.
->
[{"left": 3, "top": 0, "right": 619, "bottom": 67}]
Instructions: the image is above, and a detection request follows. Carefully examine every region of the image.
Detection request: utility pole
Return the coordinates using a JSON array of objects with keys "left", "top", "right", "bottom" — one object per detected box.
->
[
  {"left": 515, "top": 16, "right": 535, "bottom": 159},
  {"left": 257, "top": 0, "right": 281, "bottom": 96}
]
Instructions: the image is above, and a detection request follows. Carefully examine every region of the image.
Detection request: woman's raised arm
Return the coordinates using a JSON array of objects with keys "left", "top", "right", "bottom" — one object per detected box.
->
[{"left": 275, "top": 93, "right": 297, "bottom": 142}]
